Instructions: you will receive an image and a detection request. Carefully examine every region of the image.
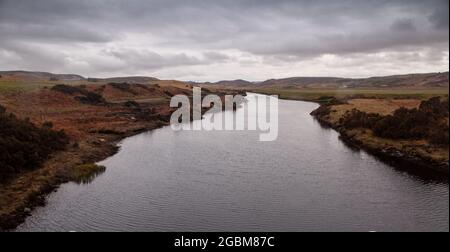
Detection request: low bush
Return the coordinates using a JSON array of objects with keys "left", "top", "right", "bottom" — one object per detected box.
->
[
  {"left": 0, "top": 106, "right": 69, "bottom": 181},
  {"left": 74, "top": 92, "right": 105, "bottom": 105},
  {"left": 164, "top": 90, "right": 174, "bottom": 97},
  {"left": 339, "top": 109, "right": 382, "bottom": 129},
  {"left": 109, "top": 82, "right": 138, "bottom": 95},
  {"left": 338, "top": 97, "right": 449, "bottom": 147},
  {"left": 310, "top": 105, "right": 331, "bottom": 117},
  {"left": 70, "top": 164, "right": 106, "bottom": 184},
  {"left": 124, "top": 100, "right": 140, "bottom": 108},
  {"left": 51, "top": 84, "right": 106, "bottom": 105},
  {"left": 51, "top": 84, "right": 82, "bottom": 95}
]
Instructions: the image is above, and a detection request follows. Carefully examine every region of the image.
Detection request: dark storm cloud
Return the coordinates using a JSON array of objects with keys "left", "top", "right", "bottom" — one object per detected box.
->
[
  {"left": 106, "top": 48, "right": 205, "bottom": 69},
  {"left": 391, "top": 19, "right": 417, "bottom": 32},
  {"left": 0, "top": 0, "right": 448, "bottom": 78},
  {"left": 429, "top": 8, "right": 449, "bottom": 30}
]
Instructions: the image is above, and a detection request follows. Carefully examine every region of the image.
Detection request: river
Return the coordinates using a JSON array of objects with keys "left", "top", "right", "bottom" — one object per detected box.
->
[{"left": 17, "top": 94, "right": 449, "bottom": 232}]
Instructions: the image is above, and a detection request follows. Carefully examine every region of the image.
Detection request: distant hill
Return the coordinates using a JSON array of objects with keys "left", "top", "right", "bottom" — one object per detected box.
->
[
  {"left": 0, "top": 71, "right": 85, "bottom": 81},
  {"left": 1, "top": 70, "right": 448, "bottom": 88},
  {"left": 196, "top": 72, "right": 449, "bottom": 89},
  {"left": 258, "top": 72, "right": 449, "bottom": 88},
  {"left": 188, "top": 79, "right": 254, "bottom": 87},
  {"left": 0, "top": 71, "right": 159, "bottom": 84},
  {"left": 211, "top": 79, "right": 255, "bottom": 86},
  {"left": 91, "top": 76, "right": 159, "bottom": 84},
  {"left": 260, "top": 77, "right": 345, "bottom": 88}
]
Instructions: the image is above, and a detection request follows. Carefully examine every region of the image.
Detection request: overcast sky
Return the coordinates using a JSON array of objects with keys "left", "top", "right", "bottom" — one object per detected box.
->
[{"left": 0, "top": 0, "right": 448, "bottom": 81}]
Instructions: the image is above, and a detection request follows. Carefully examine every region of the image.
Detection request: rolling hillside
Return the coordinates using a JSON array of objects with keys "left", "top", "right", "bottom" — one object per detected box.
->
[
  {"left": 194, "top": 72, "right": 449, "bottom": 89},
  {"left": 258, "top": 72, "right": 449, "bottom": 88}
]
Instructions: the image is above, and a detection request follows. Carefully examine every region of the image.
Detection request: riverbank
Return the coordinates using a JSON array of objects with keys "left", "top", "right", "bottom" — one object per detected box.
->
[
  {"left": 244, "top": 87, "right": 449, "bottom": 104},
  {"left": 0, "top": 96, "right": 172, "bottom": 230},
  {"left": 244, "top": 85, "right": 449, "bottom": 174},
  {"left": 0, "top": 120, "right": 166, "bottom": 230},
  {"left": 2, "top": 83, "right": 448, "bottom": 230},
  {"left": 15, "top": 93, "right": 449, "bottom": 232},
  {"left": 310, "top": 98, "right": 449, "bottom": 174},
  {"left": 243, "top": 84, "right": 449, "bottom": 174},
  {"left": 0, "top": 79, "right": 244, "bottom": 231}
]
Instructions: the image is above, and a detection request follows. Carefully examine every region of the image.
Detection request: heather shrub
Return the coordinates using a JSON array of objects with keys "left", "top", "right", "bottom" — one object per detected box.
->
[
  {"left": 337, "top": 97, "right": 449, "bottom": 147},
  {"left": 0, "top": 107, "right": 69, "bottom": 181}
]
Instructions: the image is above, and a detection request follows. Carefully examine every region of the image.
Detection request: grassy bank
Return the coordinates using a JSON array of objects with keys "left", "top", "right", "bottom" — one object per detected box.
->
[
  {"left": 0, "top": 117, "right": 165, "bottom": 231},
  {"left": 70, "top": 164, "right": 107, "bottom": 184},
  {"left": 0, "top": 79, "right": 242, "bottom": 231},
  {"left": 243, "top": 86, "right": 449, "bottom": 174},
  {"left": 310, "top": 97, "right": 449, "bottom": 174},
  {"left": 0, "top": 80, "right": 181, "bottom": 230},
  {"left": 247, "top": 87, "right": 449, "bottom": 103}
]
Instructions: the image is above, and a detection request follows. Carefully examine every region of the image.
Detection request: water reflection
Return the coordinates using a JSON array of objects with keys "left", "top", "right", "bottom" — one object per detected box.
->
[{"left": 17, "top": 94, "right": 449, "bottom": 232}]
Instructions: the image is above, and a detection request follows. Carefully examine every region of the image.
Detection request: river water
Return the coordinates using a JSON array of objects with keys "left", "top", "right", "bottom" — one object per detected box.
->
[{"left": 17, "top": 94, "right": 449, "bottom": 232}]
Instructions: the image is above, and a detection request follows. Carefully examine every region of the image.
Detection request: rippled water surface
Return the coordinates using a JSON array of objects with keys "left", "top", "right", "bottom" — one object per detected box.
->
[{"left": 18, "top": 94, "right": 449, "bottom": 232}]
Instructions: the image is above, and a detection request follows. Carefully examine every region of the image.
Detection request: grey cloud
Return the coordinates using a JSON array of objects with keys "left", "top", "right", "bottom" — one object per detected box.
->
[
  {"left": 0, "top": 40, "right": 67, "bottom": 71},
  {"left": 0, "top": 0, "right": 448, "bottom": 78},
  {"left": 429, "top": 8, "right": 449, "bottom": 30},
  {"left": 391, "top": 19, "right": 417, "bottom": 32},
  {"left": 106, "top": 49, "right": 204, "bottom": 70},
  {"left": 0, "top": 22, "right": 114, "bottom": 43},
  {"left": 203, "top": 52, "right": 231, "bottom": 62}
]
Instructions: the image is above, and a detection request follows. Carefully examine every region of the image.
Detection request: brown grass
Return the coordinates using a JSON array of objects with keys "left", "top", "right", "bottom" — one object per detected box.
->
[
  {"left": 349, "top": 129, "right": 449, "bottom": 163},
  {"left": 329, "top": 99, "right": 422, "bottom": 124}
]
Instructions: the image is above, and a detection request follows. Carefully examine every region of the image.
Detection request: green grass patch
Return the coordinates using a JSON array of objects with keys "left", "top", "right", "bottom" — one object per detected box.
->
[
  {"left": 0, "top": 80, "right": 55, "bottom": 92},
  {"left": 249, "top": 88, "right": 449, "bottom": 102},
  {"left": 70, "top": 163, "right": 106, "bottom": 184}
]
